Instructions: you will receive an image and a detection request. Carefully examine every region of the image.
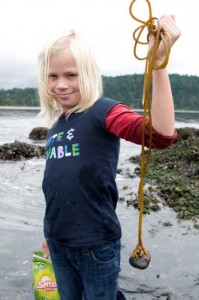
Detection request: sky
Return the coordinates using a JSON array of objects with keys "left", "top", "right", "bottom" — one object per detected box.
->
[{"left": 0, "top": 0, "right": 198, "bottom": 89}]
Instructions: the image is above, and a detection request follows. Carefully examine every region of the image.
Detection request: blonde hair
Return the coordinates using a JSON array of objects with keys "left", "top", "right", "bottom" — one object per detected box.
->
[{"left": 38, "top": 30, "right": 103, "bottom": 126}]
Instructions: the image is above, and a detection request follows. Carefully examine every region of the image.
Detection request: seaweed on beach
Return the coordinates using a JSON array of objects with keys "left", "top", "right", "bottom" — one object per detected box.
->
[
  {"left": 129, "top": 127, "right": 199, "bottom": 220},
  {"left": 0, "top": 141, "right": 45, "bottom": 160}
]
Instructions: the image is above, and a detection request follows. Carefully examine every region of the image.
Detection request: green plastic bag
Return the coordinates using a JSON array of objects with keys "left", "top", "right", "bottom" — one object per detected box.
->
[{"left": 32, "top": 251, "right": 61, "bottom": 300}]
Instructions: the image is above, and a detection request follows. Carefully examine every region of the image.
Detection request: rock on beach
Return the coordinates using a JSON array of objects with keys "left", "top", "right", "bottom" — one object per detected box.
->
[
  {"left": 125, "top": 127, "right": 199, "bottom": 221},
  {"left": 0, "top": 141, "right": 45, "bottom": 160},
  {"left": 0, "top": 127, "right": 48, "bottom": 160},
  {"left": 28, "top": 127, "right": 48, "bottom": 140}
]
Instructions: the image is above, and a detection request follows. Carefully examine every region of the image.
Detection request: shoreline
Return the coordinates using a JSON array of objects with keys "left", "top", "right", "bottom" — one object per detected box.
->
[
  {"left": 0, "top": 106, "right": 40, "bottom": 111},
  {"left": 0, "top": 106, "right": 199, "bottom": 114}
]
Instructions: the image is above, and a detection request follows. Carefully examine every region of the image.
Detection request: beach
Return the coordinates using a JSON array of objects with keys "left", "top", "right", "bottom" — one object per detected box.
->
[{"left": 0, "top": 109, "right": 199, "bottom": 299}]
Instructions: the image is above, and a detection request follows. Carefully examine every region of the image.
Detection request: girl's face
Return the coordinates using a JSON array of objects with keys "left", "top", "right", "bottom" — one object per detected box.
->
[{"left": 48, "top": 49, "right": 81, "bottom": 112}]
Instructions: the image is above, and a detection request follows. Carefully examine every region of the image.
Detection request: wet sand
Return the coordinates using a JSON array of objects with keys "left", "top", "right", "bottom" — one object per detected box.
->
[{"left": 0, "top": 141, "right": 199, "bottom": 299}]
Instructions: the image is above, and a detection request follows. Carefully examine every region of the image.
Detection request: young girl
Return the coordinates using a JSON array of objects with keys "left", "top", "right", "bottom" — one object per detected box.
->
[{"left": 40, "top": 15, "right": 180, "bottom": 300}]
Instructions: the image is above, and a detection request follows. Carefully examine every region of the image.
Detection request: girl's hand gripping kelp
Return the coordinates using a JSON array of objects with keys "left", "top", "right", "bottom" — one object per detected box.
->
[
  {"left": 149, "top": 14, "right": 181, "bottom": 68},
  {"left": 150, "top": 15, "right": 181, "bottom": 137}
]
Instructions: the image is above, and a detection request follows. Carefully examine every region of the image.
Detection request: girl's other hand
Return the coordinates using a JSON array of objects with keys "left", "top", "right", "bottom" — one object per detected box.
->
[{"left": 41, "top": 239, "right": 50, "bottom": 259}]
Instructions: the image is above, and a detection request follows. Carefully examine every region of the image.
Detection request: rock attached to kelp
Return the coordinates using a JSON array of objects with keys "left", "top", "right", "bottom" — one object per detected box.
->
[
  {"left": 29, "top": 127, "right": 48, "bottom": 140},
  {"left": 0, "top": 141, "right": 45, "bottom": 160}
]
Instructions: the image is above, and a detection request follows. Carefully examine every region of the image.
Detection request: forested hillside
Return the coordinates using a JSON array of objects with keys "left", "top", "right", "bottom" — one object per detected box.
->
[
  {"left": 0, "top": 88, "right": 39, "bottom": 106},
  {"left": 0, "top": 74, "right": 198, "bottom": 110},
  {"left": 102, "top": 74, "right": 199, "bottom": 110}
]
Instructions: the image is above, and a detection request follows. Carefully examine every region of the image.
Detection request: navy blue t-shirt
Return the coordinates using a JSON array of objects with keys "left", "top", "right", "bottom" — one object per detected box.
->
[{"left": 42, "top": 98, "right": 122, "bottom": 247}]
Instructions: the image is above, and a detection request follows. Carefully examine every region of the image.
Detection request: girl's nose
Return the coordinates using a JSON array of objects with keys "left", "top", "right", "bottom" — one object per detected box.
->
[{"left": 57, "top": 78, "right": 69, "bottom": 89}]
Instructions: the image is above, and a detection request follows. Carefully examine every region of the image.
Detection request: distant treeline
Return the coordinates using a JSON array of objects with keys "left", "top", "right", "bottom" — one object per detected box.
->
[{"left": 0, "top": 74, "right": 198, "bottom": 110}]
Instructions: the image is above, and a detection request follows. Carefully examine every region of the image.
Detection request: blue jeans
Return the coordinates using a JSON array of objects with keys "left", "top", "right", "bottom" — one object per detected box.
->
[{"left": 47, "top": 239, "right": 126, "bottom": 300}]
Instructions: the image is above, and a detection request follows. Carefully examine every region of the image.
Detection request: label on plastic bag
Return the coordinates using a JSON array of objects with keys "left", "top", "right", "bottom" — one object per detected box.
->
[{"left": 32, "top": 251, "right": 61, "bottom": 300}]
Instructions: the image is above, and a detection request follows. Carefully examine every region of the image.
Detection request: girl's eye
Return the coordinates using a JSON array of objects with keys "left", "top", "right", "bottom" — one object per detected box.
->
[
  {"left": 48, "top": 74, "right": 57, "bottom": 79},
  {"left": 66, "top": 73, "right": 78, "bottom": 78}
]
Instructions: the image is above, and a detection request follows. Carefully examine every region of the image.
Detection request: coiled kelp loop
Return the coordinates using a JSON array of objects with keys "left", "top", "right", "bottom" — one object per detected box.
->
[{"left": 128, "top": 0, "right": 171, "bottom": 269}]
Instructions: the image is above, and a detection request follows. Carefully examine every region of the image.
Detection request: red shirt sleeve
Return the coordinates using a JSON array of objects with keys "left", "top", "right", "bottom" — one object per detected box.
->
[{"left": 105, "top": 103, "right": 177, "bottom": 149}]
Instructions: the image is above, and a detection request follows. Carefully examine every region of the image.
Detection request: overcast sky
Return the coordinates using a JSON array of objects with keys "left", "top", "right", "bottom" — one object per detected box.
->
[{"left": 0, "top": 0, "right": 198, "bottom": 89}]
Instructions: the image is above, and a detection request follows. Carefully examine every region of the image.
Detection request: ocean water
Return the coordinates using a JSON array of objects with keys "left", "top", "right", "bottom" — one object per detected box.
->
[
  {"left": 0, "top": 108, "right": 199, "bottom": 300},
  {"left": 0, "top": 108, "right": 199, "bottom": 145}
]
